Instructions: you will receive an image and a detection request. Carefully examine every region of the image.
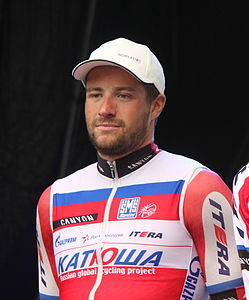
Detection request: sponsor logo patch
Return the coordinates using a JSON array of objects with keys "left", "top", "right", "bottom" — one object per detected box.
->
[
  {"left": 55, "top": 233, "right": 77, "bottom": 247},
  {"left": 117, "top": 197, "right": 140, "bottom": 219},
  {"left": 139, "top": 204, "right": 157, "bottom": 218},
  {"left": 181, "top": 256, "right": 201, "bottom": 299},
  {"left": 129, "top": 231, "right": 163, "bottom": 239},
  {"left": 53, "top": 213, "right": 98, "bottom": 229},
  {"left": 209, "top": 198, "right": 230, "bottom": 276},
  {"left": 57, "top": 247, "right": 163, "bottom": 275}
]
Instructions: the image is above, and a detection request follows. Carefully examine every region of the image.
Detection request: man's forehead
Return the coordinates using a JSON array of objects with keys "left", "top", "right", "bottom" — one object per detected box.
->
[
  {"left": 86, "top": 65, "right": 142, "bottom": 85},
  {"left": 86, "top": 86, "right": 137, "bottom": 93}
]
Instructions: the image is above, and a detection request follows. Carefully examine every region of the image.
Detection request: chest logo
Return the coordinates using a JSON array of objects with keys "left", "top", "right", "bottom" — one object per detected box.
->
[
  {"left": 117, "top": 197, "right": 140, "bottom": 219},
  {"left": 53, "top": 213, "right": 98, "bottom": 229},
  {"left": 139, "top": 204, "right": 157, "bottom": 218}
]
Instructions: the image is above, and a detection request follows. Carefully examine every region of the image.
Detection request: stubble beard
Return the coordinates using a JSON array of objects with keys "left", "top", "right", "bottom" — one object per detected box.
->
[{"left": 87, "top": 113, "right": 151, "bottom": 158}]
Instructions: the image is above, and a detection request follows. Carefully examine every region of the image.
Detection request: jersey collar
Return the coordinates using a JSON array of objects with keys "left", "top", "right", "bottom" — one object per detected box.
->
[{"left": 97, "top": 142, "right": 161, "bottom": 178}]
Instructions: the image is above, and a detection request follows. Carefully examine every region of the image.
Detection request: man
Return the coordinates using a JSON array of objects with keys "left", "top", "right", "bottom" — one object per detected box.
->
[
  {"left": 36, "top": 37, "right": 244, "bottom": 299},
  {"left": 233, "top": 162, "right": 249, "bottom": 298}
]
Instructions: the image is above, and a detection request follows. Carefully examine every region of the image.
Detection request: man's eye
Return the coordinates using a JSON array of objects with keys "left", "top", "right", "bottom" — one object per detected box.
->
[
  {"left": 118, "top": 94, "right": 131, "bottom": 99},
  {"left": 88, "top": 93, "right": 102, "bottom": 98}
]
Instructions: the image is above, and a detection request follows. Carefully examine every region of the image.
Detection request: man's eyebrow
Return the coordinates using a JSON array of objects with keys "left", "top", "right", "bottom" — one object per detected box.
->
[
  {"left": 86, "top": 87, "right": 103, "bottom": 92},
  {"left": 116, "top": 87, "right": 136, "bottom": 92},
  {"left": 86, "top": 87, "right": 136, "bottom": 92}
]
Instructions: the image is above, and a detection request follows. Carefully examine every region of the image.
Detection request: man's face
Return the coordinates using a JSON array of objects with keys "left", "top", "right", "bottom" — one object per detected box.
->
[{"left": 85, "top": 66, "right": 155, "bottom": 160}]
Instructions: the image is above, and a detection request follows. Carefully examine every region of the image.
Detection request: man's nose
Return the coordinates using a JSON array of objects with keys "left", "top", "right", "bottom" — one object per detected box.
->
[{"left": 98, "top": 96, "right": 116, "bottom": 117}]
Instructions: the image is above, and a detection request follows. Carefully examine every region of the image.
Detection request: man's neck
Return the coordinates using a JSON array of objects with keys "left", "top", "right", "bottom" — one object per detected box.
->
[
  {"left": 97, "top": 140, "right": 155, "bottom": 163},
  {"left": 97, "top": 142, "right": 161, "bottom": 178}
]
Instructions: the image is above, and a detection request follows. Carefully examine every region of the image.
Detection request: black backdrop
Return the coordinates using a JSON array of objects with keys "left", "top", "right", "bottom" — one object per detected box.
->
[{"left": 1, "top": 1, "right": 248, "bottom": 299}]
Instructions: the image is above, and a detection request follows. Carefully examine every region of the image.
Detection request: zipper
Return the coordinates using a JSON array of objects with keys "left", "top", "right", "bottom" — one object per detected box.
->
[
  {"left": 109, "top": 162, "right": 116, "bottom": 179},
  {"left": 88, "top": 161, "right": 118, "bottom": 300}
]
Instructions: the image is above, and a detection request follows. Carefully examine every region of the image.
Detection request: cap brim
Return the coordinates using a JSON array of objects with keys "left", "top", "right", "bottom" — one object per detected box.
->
[{"left": 72, "top": 59, "right": 149, "bottom": 85}]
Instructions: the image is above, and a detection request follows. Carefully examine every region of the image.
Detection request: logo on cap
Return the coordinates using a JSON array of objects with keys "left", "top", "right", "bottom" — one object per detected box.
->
[{"left": 118, "top": 53, "right": 141, "bottom": 63}]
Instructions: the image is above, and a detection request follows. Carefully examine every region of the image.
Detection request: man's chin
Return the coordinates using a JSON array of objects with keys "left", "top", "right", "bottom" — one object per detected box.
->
[
  {"left": 95, "top": 136, "right": 118, "bottom": 148},
  {"left": 95, "top": 144, "right": 122, "bottom": 156},
  {"left": 93, "top": 138, "right": 127, "bottom": 157}
]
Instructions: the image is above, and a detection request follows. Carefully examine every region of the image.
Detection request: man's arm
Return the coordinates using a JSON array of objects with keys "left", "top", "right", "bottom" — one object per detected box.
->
[
  {"left": 233, "top": 163, "right": 249, "bottom": 299},
  {"left": 36, "top": 186, "right": 59, "bottom": 299},
  {"left": 184, "top": 169, "right": 244, "bottom": 299}
]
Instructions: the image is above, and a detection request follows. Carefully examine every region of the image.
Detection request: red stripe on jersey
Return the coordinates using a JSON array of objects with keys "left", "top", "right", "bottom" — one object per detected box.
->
[
  {"left": 235, "top": 285, "right": 246, "bottom": 299},
  {"left": 37, "top": 245, "right": 43, "bottom": 263},
  {"left": 97, "top": 266, "right": 186, "bottom": 299},
  {"left": 53, "top": 200, "right": 106, "bottom": 223},
  {"left": 59, "top": 268, "right": 97, "bottom": 300},
  {"left": 109, "top": 193, "right": 180, "bottom": 221},
  {"left": 52, "top": 192, "right": 181, "bottom": 228},
  {"left": 38, "top": 186, "right": 60, "bottom": 286},
  {"left": 58, "top": 267, "right": 186, "bottom": 300}
]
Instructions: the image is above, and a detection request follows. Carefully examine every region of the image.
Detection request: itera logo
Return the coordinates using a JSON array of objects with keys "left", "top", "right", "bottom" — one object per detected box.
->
[
  {"left": 129, "top": 231, "right": 163, "bottom": 239},
  {"left": 209, "top": 198, "right": 230, "bottom": 276}
]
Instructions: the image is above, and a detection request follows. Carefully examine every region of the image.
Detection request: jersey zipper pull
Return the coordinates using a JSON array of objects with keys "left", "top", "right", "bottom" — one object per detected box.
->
[{"left": 107, "top": 161, "right": 117, "bottom": 179}]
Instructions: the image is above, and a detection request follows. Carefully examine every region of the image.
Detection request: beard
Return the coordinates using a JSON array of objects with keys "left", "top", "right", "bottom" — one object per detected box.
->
[{"left": 86, "top": 112, "right": 151, "bottom": 158}]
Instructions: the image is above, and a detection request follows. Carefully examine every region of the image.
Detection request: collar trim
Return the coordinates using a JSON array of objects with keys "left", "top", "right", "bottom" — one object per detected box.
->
[{"left": 97, "top": 142, "right": 160, "bottom": 178}]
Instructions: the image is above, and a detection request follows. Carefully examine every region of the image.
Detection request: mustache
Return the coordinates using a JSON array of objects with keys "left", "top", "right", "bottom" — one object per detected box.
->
[{"left": 93, "top": 117, "right": 124, "bottom": 127}]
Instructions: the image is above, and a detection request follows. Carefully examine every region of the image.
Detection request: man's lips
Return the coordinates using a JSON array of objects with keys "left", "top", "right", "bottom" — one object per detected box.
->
[{"left": 95, "top": 123, "right": 121, "bottom": 131}]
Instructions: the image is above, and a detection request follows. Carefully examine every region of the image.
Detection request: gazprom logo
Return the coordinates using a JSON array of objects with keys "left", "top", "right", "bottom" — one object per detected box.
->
[
  {"left": 117, "top": 197, "right": 140, "bottom": 219},
  {"left": 55, "top": 233, "right": 77, "bottom": 248}
]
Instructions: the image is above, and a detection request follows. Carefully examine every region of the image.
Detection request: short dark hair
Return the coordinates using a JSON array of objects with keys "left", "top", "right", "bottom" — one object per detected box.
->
[
  {"left": 143, "top": 83, "right": 163, "bottom": 126},
  {"left": 143, "top": 83, "right": 160, "bottom": 103}
]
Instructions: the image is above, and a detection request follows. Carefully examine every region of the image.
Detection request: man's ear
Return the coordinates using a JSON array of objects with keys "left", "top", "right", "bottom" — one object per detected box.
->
[{"left": 151, "top": 94, "right": 166, "bottom": 120}]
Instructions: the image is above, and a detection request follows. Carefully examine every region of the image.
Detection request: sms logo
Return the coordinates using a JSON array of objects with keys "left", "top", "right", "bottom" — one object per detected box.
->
[{"left": 117, "top": 197, "right": 140, "bottom": 219}]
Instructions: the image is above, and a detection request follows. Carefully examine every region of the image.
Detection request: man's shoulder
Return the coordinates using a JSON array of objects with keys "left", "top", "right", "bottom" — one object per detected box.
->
[
  {"left": 158, "top": 149, "right": 206, "bottom": 170},
  {"left": 62, "top": 162, "right": 98, "bottom": 179},
  {"left": 233, "top": 162, "right": 249, "bottom": 187},
  {"left": 52, "top": 162, "right": 100, "bottom": 193},
  {"left": 143, "top": 149, "right": 208, "bottom": 183}
]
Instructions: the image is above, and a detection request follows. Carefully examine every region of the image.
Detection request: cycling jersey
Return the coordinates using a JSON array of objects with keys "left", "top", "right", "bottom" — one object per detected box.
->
[
  {"left": 233, "top": 162, "right": 249, "bottom": 298},
  {"left": 37, "top": 143, "right": 244, "bottom": 299}
]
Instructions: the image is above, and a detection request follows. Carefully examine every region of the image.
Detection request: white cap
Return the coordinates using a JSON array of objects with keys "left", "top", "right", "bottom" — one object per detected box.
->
[{"left": 72, "top": 37, "right": 165, "bottom": 94}]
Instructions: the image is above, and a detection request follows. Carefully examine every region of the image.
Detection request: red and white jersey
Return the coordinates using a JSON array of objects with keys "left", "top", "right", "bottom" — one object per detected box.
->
[
  {"left": 233, "top": 162, "right": 249, "bottom": 298},
  {"left": 37, "top": 143, "right": 244, "bottom": 299}
]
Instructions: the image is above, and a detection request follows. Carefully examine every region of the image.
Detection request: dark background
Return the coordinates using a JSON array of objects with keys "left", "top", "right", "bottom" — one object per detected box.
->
[{"left": 1, "top": 0, "right": 248, "bottom": 299}]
